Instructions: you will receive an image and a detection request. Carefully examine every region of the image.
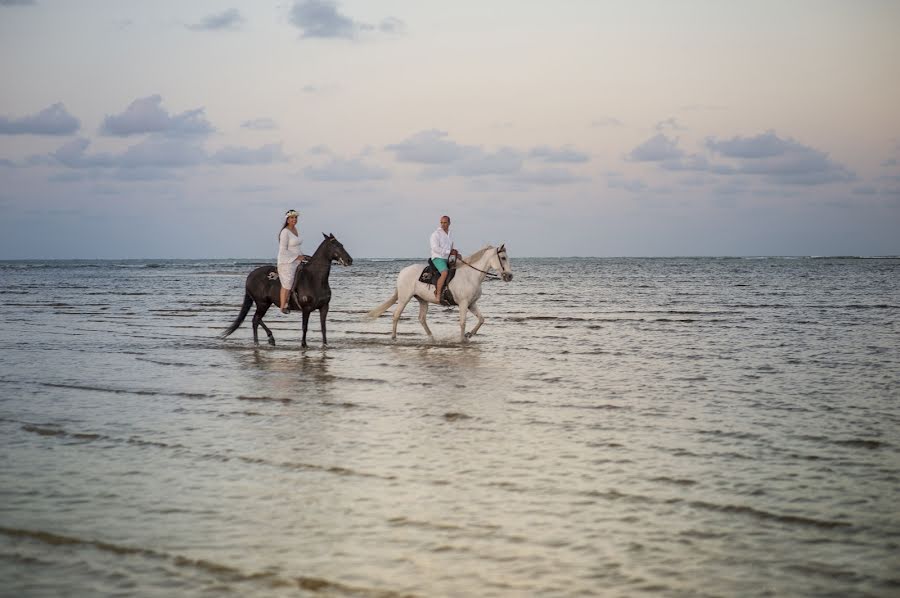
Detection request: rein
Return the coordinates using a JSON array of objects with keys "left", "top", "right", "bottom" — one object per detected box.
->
[{"left": 455, "top": 250, "right": 503, "bottom": 279}]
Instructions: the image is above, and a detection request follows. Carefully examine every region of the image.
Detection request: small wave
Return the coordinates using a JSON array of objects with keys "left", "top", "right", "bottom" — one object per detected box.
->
[
  {"left": 21, "top": 424, "right": 65, "bottom": 437},
  {"left": 680, "top": 499, "right": 852, "bottom": 530},
  {"left": 387, "top": 516, "right": 464, "bottom": 532},
  {"left": 443, "top": 412, "right": 472, "bottom": 421},
  {"left": 650, "top": 476, "right": 698, "bottom": 486},
  {"left": 17, "top": 420, "right": 395, "bottom": 480},
  {"left": 135, "top": 358, "right": 195, "bottom": 367},
  {"left": 795, "top": 434, "right": 890, "bottom": 450},
  {"left": 559, "top": 403, "right": 626, "bottom": 411},
  {"left": 0, "top": 526, "right": 411, "bottom": 597},
  {"left": 238, "top": 395, "right": 292, "bottom": 404},
  {"left": 834, "top": 438, "right": 889, "bottom": 450},
  {"left": 40, "top": 381, "right": 210, "bottom": 399},
  {"left": 696, "top": 429, "right": 762, "bottom": 441}
]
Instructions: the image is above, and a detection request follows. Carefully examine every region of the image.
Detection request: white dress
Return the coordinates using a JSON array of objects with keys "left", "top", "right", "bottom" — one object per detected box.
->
[{"left": 277, "top": 228, "right": 303, "bottom": 290}]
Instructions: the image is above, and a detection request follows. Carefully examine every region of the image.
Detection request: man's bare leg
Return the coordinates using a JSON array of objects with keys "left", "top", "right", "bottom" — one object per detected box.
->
[{"left": 435, "top": 271, "right": 448, "bottom": 302}]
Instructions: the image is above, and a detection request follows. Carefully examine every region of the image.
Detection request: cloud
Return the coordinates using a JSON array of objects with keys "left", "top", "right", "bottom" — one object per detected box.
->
[
  {"left": 118, "top": 138, "right": 207, "bottom": 168},
  {"left": 289, "top": 0, "right": 357, "bottom": 39},
  {"left": 49, "top": 137, "right": 206, "bottom": 170},
  {"left": 529, "top": 145, "right": 590, "bottom": 163},
  {"left": 0, "top": 0, "right": 36, "bottom": 6},
  {"left": 288, "top": 0, "right": 405, "bottom": 40},
  {"left": 625, "top": 129, "right": 855, "bottom": 187},
  {"left": 99, "top": 95, "right": 214, "bottom": 137},
  {"left": 437, "top": 147, "right": 522, "bottom": 177},
  {"left": 514, "top": 168, "right": 588, "bottom": 186},
  {"left": 304, "top": 157, "right": 389, "bottom": 181},
  {"left": 661, "top": 154, "right": 735, "bottom": 175},
  {"left": 627, "top": 134, "right": 684, "bottom": 162},
  {"left": 187, "top": 9, "right": 244, "bottom": 31},
  {"left": 241, "top": 118, "right": 278, "bottom": 130},
  {"left": 655, "top": 117, "right": 685, "bottom": 132},
  {"left": 705, "top": 131, "right": 856, "bottom": 185},
  {"left": 680, "top": 104, "right": 727, "bottom": 112},
  {"left": 43, "top": 137, "right": 287, "bottom": 173},
  {"left": 377, "top": 17, "right": 406, "bottom": 35},
  {"left": 0, "top": 103, "right": 80, "bottom": 135},
  {"left": 387, "top": 130, "right": 591, "bottom": 180},
  {"left": 212, "top": 143, "right": 287, "bottom": 165},
  {"left": 705, "top": 130, "right": 793, "bottom": 158},
  {"left": 853, "top": 186, "right": 878, "bottom": 195},
  {"left": 591, "top": 117, "right": 623, "bottom": 128},
  {"left": 607, "top": 176, "right": 648, "bottom": 192},
  {"left": 386, "top": 129, "right": 474, "bottom": 164}
]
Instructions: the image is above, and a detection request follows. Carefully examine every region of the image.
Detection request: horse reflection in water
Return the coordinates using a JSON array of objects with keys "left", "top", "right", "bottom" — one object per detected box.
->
[
  {"left": 367, "top": 245, "right": 513, "bottom": 342},
  {"left": 221, "top": 234, "right": 352, "bottom": 348}
]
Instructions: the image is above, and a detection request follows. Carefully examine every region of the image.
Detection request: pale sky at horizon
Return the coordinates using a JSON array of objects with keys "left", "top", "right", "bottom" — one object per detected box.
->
[{"left": 1, "top": 0, "right": 899, "bottom": 259}]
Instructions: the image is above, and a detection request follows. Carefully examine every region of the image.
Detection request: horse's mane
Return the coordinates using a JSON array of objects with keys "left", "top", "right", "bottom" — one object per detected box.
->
[{"left": 462, "top": 245, "right": 493, "bottom": 263}]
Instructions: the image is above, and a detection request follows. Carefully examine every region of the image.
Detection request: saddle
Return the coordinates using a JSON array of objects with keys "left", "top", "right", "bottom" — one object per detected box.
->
[{"left": 419, "top": 259, "right": 457, "bottom": 306}]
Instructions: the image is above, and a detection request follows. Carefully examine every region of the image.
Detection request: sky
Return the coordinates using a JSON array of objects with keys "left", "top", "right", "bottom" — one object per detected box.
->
[{"left": 1, "top": 0, "right": 899, "bottom": 259}]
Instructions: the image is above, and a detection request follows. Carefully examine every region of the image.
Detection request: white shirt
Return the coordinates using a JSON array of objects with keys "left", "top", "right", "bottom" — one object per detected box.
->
[
  {"left": 277, "top": 228, "right": 303, "bottom": 264},
  {"left": 430, "top": 227, "right": 453, "bottom": 259}
]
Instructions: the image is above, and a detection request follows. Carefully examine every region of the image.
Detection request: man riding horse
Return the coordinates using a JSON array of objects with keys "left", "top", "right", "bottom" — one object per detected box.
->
[{"left": 430, "top": 215, "right": 460, "bottom": 302}]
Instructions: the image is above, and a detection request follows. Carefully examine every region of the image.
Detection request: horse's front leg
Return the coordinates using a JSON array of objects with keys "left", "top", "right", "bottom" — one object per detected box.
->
[
  {"left": 319, "top": 304, "right": 329, "bottom": 346},
  {"left": 465, "top": 302, "right": 485, "bottom": 339},
  {"left": 458, "top": 302, "right": 469, "bottom": 342},
  {"left": 301, "top": 309, "right": 311, "bottom": 348},
  {"left": 416, "top": 298, "right": 433, "bottom": 338}
]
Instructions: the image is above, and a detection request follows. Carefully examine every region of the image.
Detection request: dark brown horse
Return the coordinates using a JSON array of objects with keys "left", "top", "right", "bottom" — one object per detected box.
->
[{"left": 221, "top": 233, "right": 352, "bottom": 347}]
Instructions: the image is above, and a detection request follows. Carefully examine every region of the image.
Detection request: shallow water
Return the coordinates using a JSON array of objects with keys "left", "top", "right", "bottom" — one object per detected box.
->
[{"left": 1, "top": 256, "right": 899, "bottom": 597}]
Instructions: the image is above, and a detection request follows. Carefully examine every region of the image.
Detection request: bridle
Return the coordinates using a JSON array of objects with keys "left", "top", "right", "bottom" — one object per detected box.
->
[{"left": 455, "top": 246, "right": 508, "bottom": 279}]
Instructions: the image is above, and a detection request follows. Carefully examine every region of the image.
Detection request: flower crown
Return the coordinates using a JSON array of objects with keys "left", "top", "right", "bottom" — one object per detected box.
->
[{"left": 285, "top": 210, "right": 299, "bottom": 218}]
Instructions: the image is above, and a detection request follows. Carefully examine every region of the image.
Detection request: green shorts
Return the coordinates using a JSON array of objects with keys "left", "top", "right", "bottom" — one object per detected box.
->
[{"left": 432, "top": 258, "right": 449, "bottom": 273}]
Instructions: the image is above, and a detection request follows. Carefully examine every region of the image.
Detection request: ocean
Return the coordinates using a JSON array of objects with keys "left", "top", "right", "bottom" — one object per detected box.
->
[{"left": 1, "top": 255, "right": 898, "bottom": 597}]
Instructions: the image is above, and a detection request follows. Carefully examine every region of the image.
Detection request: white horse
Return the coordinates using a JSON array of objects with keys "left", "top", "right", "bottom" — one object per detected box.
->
[{"left": 367, "top": 244, "right": 513, "bottom": 341}]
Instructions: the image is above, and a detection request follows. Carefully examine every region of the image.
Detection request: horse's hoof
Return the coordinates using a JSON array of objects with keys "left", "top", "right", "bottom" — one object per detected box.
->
[
  {"left": 268, "top": 338, "right": 275, "bottom": 346},
  {"left": 464, "top": 332, "right": 473, "bottom": 339}
]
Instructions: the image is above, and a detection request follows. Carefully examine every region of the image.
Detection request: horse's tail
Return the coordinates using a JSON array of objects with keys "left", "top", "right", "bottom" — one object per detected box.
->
[
  {"left": 221, "top": 291, "right": 253, "bottom": 339},
  {"left": 365, "top": 290, "right": 398, "bottom": 320}
]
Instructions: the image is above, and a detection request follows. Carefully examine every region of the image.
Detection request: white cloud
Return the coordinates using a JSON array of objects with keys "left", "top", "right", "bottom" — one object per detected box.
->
[
  {"left": 591, "top": 117, "right": 623, "bottom": 128},
  {"left": 241, "top": 118, "right": 278, "bottom": 130},
  {"left": 529, "top": 145, "right": 590, "bottom": 163},
  {"left": 0, "top": 103, "right": 80, "bottom": 136},
  {"left": 304, "top": 157, "right": 389, "bottom": 181},
  {"left": 386, "top": 130, "right": 474, "bottom": 164},
  {"left": 212, "top": 143, "right": 287, "bottom": 165},
  {"left": 513, "top": 168, "right": 589, "bottom": 186},
  {"left": 288, "top": 0, "right": 406, "bottom": 40},
  {"left": 100, "top": 95, "right": 214, "bottom": 137},
  {"left": 187, "top": 9, "right": 244, "bottom": 31},
  {"left": 627, "top": 134, "right": 684, "bottom": 162},
  {"left": 706, "top": 131, "right": 856, "bottom": 185}
]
